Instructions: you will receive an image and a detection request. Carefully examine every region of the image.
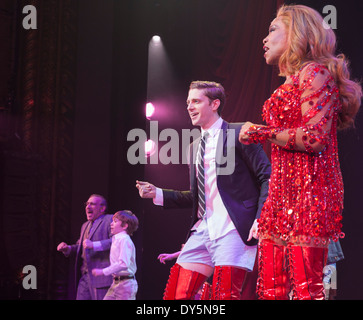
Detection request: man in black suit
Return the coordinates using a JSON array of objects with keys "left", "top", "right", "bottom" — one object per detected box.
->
[{"left": 137, "top": 81, "right": 270, "bottom": 300}]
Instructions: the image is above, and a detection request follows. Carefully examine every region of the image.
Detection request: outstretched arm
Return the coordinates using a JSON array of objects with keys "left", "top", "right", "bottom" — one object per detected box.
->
[{"left": 157, "top": 251, "right": 181, "bottom": 264}]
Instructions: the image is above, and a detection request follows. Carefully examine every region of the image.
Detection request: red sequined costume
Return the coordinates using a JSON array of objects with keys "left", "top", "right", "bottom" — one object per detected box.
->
[
  {"left": 249, "top": 62, "right": 344, "bottom": 245},
  {"left": 247, "top": 62, "right": 345, "bottom": 299}
]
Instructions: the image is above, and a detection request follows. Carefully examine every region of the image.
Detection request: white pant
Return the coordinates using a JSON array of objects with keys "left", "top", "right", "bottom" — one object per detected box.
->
[{"left": 103, "top": 278, "right": 138, "bottom": 300}]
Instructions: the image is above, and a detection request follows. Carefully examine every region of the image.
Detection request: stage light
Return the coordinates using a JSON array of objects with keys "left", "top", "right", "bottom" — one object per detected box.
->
[
  {"left": 152, "top": 35, "right": 161, "bottom": 43},
  {"left": 145, "top": 139, "right": 156, "bottom": 157},
  {"left": 146, "top": 102, "right": 155, "bottom": 119}
]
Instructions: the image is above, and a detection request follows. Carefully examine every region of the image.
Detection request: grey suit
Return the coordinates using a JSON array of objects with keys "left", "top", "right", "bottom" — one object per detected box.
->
[{"left": 70, "top": 214, "right": 113, "bottom": 299}]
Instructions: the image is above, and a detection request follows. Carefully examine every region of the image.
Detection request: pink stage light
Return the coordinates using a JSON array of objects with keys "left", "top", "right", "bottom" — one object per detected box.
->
[
  {"left": 146, "top": 102, "right": 155, "bottom": 119},
  {"left": 145, "top": 139, "right": 156, "bottom": 157}
]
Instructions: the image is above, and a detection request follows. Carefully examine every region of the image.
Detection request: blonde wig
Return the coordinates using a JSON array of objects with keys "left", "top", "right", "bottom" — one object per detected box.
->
[{"left": 277, "top": 4, "right": 362, "bottom": 129}]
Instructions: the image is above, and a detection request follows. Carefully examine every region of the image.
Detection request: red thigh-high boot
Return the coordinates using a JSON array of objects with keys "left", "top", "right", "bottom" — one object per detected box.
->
[
  {"left": 199, "top": 282, "right": 212, "bottom": 300},
  {"left": 211, "top": 266, "right": 246, "bottom": 300},
  {"left": 257, "top": 239, "right": 289, "bottom": 300},
  {"left": 163, "top": 264, "right": 208, "bottom": 300},
  {"left": 287, "top": 245, "right": 328, "bottom": 300}
]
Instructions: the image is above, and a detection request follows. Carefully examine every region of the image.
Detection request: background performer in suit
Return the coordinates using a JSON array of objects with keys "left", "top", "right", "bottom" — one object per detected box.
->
[
  {"left": 57, "top": 194, "right": 113, "bottom": 300},
  {"left": 137, "top": 81, "right": 271, "bottom": 300}
]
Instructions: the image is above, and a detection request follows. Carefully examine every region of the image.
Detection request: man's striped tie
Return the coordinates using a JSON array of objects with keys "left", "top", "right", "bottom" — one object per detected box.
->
[{"left": 197, "top": 132, "right": 209, "bottom": 219}]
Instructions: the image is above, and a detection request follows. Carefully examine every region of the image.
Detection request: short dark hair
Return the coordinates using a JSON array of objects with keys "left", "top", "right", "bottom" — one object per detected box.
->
[
  {"left": 189, "top": 81, "right": 226, "bottom": 115},
  {"left": 113, "top": 210, "right": 139, "bottom": 236}
]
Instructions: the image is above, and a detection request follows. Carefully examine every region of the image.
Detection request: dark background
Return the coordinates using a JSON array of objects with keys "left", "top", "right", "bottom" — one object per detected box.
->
[{"left": 0, "top": 0, "right": 362, "bottom": 300}]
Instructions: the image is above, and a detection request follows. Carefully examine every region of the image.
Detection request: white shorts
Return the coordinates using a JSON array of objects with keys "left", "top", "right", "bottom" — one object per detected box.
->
[{"left": 176, "top": 228, "right": 257, "bottom": 272}]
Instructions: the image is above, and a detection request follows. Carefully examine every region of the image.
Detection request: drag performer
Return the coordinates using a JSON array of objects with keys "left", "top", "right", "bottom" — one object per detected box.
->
[
  {"left": 239, "top": 5, "right": 362, "bottom": 299},
  {"left": 137, "top": 81, "right": 271, "bottom": 300}
]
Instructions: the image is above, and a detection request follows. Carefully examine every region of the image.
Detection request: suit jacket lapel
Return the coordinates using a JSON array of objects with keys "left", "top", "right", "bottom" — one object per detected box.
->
[
  {"left": 77, "top": 220, "right": 92, "bottom": 256},
  {"left": 89, "top": 216, "right": 103, "bottom": 239},
  {"left": 81, "top": 221, "right": 91, "bottom": 240}
]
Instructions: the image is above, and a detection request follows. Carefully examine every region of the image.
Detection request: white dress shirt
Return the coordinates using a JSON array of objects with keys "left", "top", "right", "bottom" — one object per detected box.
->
[
  {"left": 102, "top": 231, "right": 137, "bottom": 277},
  {"left": 154, "top": 117, "right": 236, "bottom": 240}
]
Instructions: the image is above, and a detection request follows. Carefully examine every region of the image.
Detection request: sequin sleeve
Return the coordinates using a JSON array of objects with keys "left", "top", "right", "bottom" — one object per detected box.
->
[
  {"left": 293, "top": 64, "right": 340, "bottom": 153},
  {"left": 246, "top": 64, "right": 340, "bottom": 154}
]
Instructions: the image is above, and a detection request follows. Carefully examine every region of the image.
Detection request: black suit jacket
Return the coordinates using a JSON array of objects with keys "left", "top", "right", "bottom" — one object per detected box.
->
[{"left": 162, "top": 120, "right": 271, "bottom": 246}]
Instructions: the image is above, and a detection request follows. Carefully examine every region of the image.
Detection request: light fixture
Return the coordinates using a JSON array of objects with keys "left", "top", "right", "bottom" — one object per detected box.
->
[
  {"left": 146, "top": 102, "right": 155, "bottom": 119},
  {"left": 152, "top": 35, "right": 161, "bottom": 43}
]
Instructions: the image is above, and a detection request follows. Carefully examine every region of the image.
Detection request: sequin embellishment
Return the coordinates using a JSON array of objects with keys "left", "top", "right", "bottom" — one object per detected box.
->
[{"left": 256, "top": 63, "right": 344, "bottom": 244}]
